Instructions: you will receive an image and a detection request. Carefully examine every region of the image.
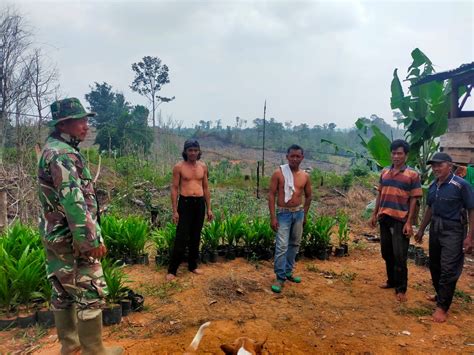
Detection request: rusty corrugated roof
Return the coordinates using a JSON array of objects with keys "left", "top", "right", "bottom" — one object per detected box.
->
[{"left": 412, "top": 62, "right": 474, "bottom": 86}]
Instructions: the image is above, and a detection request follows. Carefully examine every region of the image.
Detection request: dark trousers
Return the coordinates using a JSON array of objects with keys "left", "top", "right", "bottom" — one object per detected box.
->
[
  {"left": 429, "top": 218, "right": 465, "bottom": 311},
  {"left": 168, "top": 196, "right": 205, "bottom": 275},
  {"left": 379, "top": 215, "right": 409, "bottom": 293}
]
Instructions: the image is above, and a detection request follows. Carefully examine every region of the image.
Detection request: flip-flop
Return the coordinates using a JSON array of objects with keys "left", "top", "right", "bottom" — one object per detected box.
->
[{"left": 286, "top": 273, "right": 301, "bottom": 283}]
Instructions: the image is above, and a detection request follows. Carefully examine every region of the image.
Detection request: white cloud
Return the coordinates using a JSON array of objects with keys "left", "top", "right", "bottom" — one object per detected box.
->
[{"left": 9, "top": 0, "right": 474, "bottom": 128}]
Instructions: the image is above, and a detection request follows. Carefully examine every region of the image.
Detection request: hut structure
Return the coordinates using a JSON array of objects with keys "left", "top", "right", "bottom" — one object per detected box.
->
[{"left": 414, "top": 62, "right": 474, "bottom": 164}]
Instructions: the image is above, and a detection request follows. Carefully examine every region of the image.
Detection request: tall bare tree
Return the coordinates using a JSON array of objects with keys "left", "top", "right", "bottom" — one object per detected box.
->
[
  {"left": 26, "top": 48, "right": 59, "bottom": 141},
  {"left": 0, "top": 7, "right": 31, "bottom": 163}
]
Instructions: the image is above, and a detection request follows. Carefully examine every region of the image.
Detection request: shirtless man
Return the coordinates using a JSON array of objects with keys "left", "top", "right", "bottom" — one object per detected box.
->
[
  {"left": 166, "top": 139, "right": 213, "bottom": 281},
  {"left": 268, "top": 144, "right": 312, "bottom": 293}
]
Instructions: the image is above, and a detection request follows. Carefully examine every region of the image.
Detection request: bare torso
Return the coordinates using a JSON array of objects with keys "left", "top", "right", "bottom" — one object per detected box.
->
[
  {"left": 275, "top": 168, "right": 309, "bottom": 207},
  {"left": 176, "top": 161, "right": 206, "bottom": 197}
]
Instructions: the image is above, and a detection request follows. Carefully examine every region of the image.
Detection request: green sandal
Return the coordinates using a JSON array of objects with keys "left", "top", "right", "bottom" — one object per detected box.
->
[
  {"left": 271, "top": 279, "right": 285, "bottom": 293},
  {"left": 286, "top": 273, "right": 301, "bottom": 283}
]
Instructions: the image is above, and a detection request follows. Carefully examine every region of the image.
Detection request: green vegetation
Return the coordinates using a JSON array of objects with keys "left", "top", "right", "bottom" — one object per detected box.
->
[
  {"left": 101, "top": 215, "right": 151, "bottom": 260},
  {"left": 0, "top": 223, "right": 49, "bottom": 316},
  {"left": 101, "top": 259, "right": 129, "bottom": 304},
  {"left": 336, "top": 212, "right": 350, "bottom": 246}
]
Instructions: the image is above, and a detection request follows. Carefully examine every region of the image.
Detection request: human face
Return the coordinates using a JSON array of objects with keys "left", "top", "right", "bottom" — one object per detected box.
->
[
  {"left": 431, "top": 161, "right": 452, "bottom": 182},
  {"left": 286, "top": 149, "right": 304, "bottom": 170},
  {"left": 59, "top": 117, "right": 89, "bottom": 142},
  {"left": 391, "top": 147, "right": 407, "bottom": 168},
  {"left": 185, "top": 147, "right": 200, "bottom": 162}
]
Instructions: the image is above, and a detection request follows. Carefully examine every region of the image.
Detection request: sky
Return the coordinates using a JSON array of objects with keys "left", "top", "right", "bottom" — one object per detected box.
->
[{"left": 9, "top": 0, "right": 474, "bottom": 129}]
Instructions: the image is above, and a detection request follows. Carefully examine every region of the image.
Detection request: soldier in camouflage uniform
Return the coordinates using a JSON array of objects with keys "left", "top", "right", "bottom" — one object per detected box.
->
[{"left": 38, "top": 98, "right": 123, "bottom": 355}]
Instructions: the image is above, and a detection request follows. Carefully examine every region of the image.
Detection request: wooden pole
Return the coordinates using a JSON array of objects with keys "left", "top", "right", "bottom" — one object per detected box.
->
[
  {"left": 0, "top": 190, "right": 7, "bottom": 233},
  {"left": 262, "top": 100, "right": 266, "bottom": 177},
  {"left": 450, "top": 79, "right": 459, "bottom": 119},
  {"left": 256, "top": 161, "right": 260, "bottom": 199}
]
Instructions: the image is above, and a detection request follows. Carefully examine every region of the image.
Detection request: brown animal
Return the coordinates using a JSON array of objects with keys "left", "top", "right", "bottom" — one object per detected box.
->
[
  {"left": 184, "top": 321, "right": 211, "bottom": 354},
  {"left": 220, "top": 337, "right": 267, "bottom": 355}
]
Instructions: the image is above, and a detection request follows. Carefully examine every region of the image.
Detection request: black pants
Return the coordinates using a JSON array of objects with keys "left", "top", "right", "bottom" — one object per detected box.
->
[
  {"left": 168, "top": 196, "right": 205, "bottom": 275},
  {"left": 379, "top": 215, "right": 409, "bottom": 293},
  {"left": 429, "top": 218, "right": 465, "bottom": 311}
]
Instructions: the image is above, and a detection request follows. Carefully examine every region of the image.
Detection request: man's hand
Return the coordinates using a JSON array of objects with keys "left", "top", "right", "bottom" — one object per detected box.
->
[
  {"left": 369, "top": 214, "right": 378, "bottom": 228},
  {"left": 403, "top": 222, "right": 413, "bottom": 237},
  {"left": 271, "top": 217, "right": 279, "bottom": 232},
  {"left": 88, "top": 244, "right": 107, "bottom": 259},
  {"left": 463, "top": 234, "right": 472, "bottom": 254},
  {"left": 207, "top": 209, "right": 214, "bottom": 221},
  {"left": 414, "top": 230, "right": 424, "bottom": 244},
  {"left": 172, "top": 211, "right": 179, "bottom": 224},
  {"left": 303, "top": 215, "right": 307, "bottom": 226}
]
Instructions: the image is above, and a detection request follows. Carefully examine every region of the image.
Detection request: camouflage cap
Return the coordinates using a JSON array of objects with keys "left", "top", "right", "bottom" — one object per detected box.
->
[{"left": 48, "top": 98, "right": 96, "bottom": 127}]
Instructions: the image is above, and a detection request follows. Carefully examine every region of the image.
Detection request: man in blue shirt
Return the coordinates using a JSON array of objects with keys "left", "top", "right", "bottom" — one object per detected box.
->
[{"left": 415, "top": 152, "right": 474, "bottom": 322}]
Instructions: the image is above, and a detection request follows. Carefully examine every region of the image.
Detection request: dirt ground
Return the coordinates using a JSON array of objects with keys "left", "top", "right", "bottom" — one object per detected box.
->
[{"left": 1, "top": 233, "right": 473, "bottom": 354}]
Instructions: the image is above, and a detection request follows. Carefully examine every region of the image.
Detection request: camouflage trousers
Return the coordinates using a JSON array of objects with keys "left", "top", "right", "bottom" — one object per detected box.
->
[{"left": 42, "top": 235, "right": 107, "bottom": 311}]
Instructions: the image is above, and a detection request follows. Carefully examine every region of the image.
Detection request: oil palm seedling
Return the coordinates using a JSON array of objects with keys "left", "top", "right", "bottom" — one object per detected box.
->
[
  {"left": 201, "top": 219, "right": 223, "bottom": 262},
  {"left": 223, "top": 213, "right": 247, "bottom": 247},
  {"left": 335, "top": 212, "right": 350, "bottom": 256},
  {"left": 101, "top": 215, "right": 125, "bottom": 259},
  {"left": 152, "top": 222, "right": 176, "bottom": 266},
  {"left": 251, "top": 217, "right": 274, "bottom": 260},
  {"left": 122, "top": 215, "right": 150, "bottom": 263},
  {"left": 101, "top": 258, "right": 128, "bottom": 325},
  {"left": 305, "top": 214, "right": 336, "bottom": 260}
]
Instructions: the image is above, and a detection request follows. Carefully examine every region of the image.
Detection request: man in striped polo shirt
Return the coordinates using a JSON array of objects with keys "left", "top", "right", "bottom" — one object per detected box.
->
[{"left": 370, "top": 139, "right": 422, "bottom": 302}]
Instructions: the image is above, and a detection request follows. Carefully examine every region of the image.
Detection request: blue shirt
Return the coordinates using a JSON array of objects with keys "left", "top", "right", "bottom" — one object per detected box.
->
[{"left": 427, "top": 173, "right": 474, "bottom": 221}]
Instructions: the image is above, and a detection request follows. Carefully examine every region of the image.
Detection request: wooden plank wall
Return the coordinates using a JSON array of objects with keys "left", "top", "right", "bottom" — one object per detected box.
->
[{"left": 440, "top": 116, "right": 474, "bottom": 164}]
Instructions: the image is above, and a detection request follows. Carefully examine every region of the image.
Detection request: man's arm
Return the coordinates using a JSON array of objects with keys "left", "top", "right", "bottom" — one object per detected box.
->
[
  {"left": 464, "top": 209, "right": 474, "bottom": 253},
  {"left": 202, "top": 163, "right": 213, "bottom": 221},
  {"left": 50, "top": 153, "right": 102, "bottom": 256},
  {"left": 370, "top": 191, "right": 381, "bottom": 228},
  {"left": 403, "top": 197, "right": 418, "bottom": 236},
  {"left": 171, "top": 164, "right": 180, "bottom": 224},
  {"left": 303, "top": 173, "right": 312, "bottom": 225},
  {"left": 268, "top": 171, "right": 279, "bottom": 232},
  {"left": 414, "top": 206, "right": 432, "bottom": 243}
]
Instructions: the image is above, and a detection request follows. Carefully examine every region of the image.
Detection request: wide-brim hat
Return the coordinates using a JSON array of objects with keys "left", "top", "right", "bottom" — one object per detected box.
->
[{"left": 48, "top": 97, "right": 96, "bottom": 127}]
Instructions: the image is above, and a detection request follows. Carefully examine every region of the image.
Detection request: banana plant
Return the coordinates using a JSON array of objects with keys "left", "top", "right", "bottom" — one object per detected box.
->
[{"left": 390, "top": 48, "right": 451, "bottom": 183}]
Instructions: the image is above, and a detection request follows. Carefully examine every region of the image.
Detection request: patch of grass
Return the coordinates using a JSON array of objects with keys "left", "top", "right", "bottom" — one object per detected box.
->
[
  {"left": 454, "top": 289, "right": 472, "bottom": 304},
  {"left": 351, "top": 240, "right": 367, "bottom": 250},
  {"left": 139, "top": 280, "right": 185, "bottom": 302},
  {"left": 340, "top": 271, "right": 357, "bottom": 284},
  {"left": 306, "top": 264, "right": 321, "bottom": 273},
  {"left": 397, "top": 305, "right": 432, "bottom": 317}
]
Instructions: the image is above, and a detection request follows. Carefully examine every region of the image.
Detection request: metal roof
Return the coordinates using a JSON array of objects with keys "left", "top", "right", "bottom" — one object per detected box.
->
[{"left": 412, "top": 62, "right": 474, "bottom": 86}]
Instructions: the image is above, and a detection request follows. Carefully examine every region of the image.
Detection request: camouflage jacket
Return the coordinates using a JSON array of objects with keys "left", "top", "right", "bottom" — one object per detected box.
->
[{"left": 38, "top": 132, "right": 102, "bottom": 254}]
